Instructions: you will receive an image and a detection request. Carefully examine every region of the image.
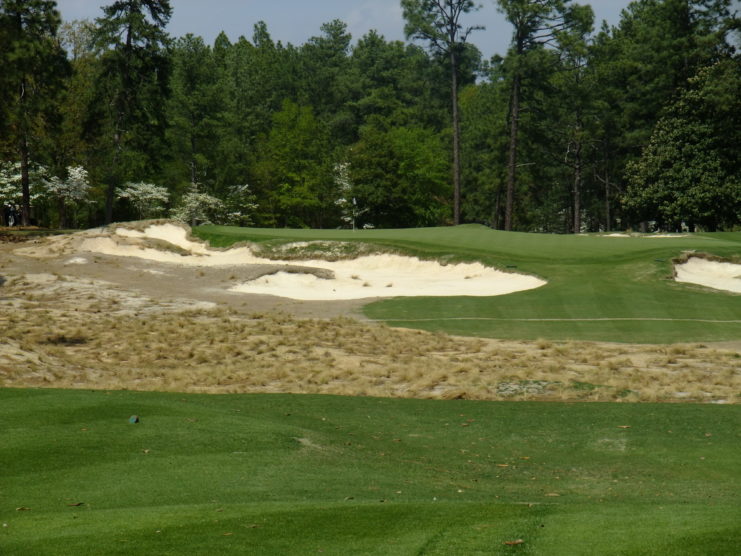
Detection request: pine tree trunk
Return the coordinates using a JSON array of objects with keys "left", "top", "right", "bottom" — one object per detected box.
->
[
  {"left": 604, "top": 170, "right": 610, "bottom": 232},
  {"left": 451, "top": 49, "right": 461, "bottom": 226},
  {"left": 505, "top": 73, "right": 520, "bottom": 231},
  {"left": 58, "top": 197, "right": 67, "bottom": 229},
  {"left": 104, "top": 185, "right": 114, "bottom": 224},
  {"left": 20, "top": 134, "right": 31, "bottom": 227},
  {"left": 18, "top": 74, "right": 31, "bottom": 227},
  {"left": 104, "top": 138, "right": 118, "bottom": 224},
  {"left": 190, "top": 132, "right": 197, "bottom": 184},
  {"left": 492, "top": 186, "right": 501, "bottom": 229},
  {"left": 573, "top": 141, "right": 582, "bottom": 234}
]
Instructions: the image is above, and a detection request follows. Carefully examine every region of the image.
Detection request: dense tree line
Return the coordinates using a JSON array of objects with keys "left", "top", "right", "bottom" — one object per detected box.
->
[{"left": 0, "top": 0, "right": 739, "bottom": 231}]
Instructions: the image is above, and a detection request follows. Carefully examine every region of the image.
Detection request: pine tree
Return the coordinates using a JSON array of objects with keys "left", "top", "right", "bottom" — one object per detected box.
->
[
  {"left": 89, "top": 0, "right": 172, "bottom": 223},
  {"left": 496, "top": 0, "right": 592, "bottom": 231},
  {"left": 0, "top": 0, "right": 69, "bottom": 225},
  {"left": 402, "top": 0, "right": 483, "bottom": 225},
  {"left": 167, "top": 34, "right": 222, "bottom": 190}
]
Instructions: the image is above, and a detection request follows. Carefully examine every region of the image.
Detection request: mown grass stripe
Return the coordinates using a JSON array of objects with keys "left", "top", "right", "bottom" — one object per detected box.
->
[
  {"left": 378, "top": 317, "right": 741, "bottom": 323},
  {"left": 2, "top": 390, "right": 739, "bottom": 555}
]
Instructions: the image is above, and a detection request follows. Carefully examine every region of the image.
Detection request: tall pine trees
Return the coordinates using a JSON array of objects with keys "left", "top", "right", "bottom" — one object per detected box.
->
[
  {"left": 89, "top": 0, "right": 172, "bottom": 223},
  {"left": 0, "top": 0, "right": 68, "bottom": 225},
  {"left": 402, "top": 0, "right": 483, "bottom": 225}
]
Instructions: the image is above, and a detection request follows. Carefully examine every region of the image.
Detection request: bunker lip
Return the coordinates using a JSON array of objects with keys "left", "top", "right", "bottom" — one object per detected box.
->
[
  {"left": 600, "top": 232, "right": 688, "bottom": 238},
  {"left": 51, "top": 221, "right": 547, "bottom": 301},
  {"left": 674, "top": 254, "right": 741, "bottom": 294}
]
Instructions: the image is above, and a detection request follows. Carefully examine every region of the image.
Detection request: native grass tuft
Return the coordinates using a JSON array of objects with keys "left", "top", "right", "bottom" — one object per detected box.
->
[{"left": 1, "top": 274, "right": 738, "bottom": 403}]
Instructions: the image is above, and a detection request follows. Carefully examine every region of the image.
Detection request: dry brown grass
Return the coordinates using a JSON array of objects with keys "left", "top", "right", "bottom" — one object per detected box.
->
[
  {"left": 1, "top": 272, "right": 739, "bottom": 404},
  {"left": 4, "top": 226, "right": 737, "bottom": 404}
]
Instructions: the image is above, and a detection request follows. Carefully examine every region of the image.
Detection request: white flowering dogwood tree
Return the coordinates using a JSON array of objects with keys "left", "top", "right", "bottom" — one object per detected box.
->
[
  {"left": 44, "top": 166, "right": 90, "bottom": 201},
  {"left": 44, "top": 166, "right": 92, "bottom": 227},
  {"left": 171, "top": 183, "right": 257, "bottom": 227},
  {"left": 333, "top": 162, "right": 367, "bottom": 230},
  {"left": 116, "top": 182, "right": 170, "bottom": 220},
  {"left": 0, "top": 162, "right": 49, "bottom": 205},
  {"left": 223, "top": 184, "right": 258, "bottom": 227},
  {"left": 1, "top": 162, "right": 53, "bottom": 225},
  {"left": 171, "top": 186, "right": 225, "bottom": 226}
]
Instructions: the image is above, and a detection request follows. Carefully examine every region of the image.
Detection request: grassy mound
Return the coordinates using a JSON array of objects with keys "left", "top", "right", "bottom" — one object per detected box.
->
[
  {"left": 196, "top": 225, "right": 741, "bottom": 343},
  {"left": 2, "top": 388, "right": 739, "bottom": 555}
]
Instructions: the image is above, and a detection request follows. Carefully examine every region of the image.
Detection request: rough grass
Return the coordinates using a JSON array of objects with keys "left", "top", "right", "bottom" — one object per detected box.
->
[{"left": 1, "top": 277, "right": 739, "bottom": 403}]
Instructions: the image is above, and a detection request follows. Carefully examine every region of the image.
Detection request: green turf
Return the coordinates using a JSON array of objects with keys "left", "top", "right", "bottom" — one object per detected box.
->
[
  {"left": 1, "top": 388, "right": 739, "bottom": 555},
  {"left": 194, "top": 225, "right": 741, "bottom": 343}
]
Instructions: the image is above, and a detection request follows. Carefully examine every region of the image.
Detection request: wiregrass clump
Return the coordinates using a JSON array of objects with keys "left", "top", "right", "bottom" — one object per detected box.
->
[
  {"left": 252, "top": 240, "right": 395, "bottom": 261},
  {"left": 1, "top": 276, "right": 739, "bottom": 403}
]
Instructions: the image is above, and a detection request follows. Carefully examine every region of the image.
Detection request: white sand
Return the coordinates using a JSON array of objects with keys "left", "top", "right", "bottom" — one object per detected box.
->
[
  {"left": 81, "top": 225, "right": 259, "bottom": 266},
  {"left": 644, "top": 234, "right": 688, "bottom": 238},
  {"left": 675, "top": 257, "right": 741, "bottom": 294},
  {"left": 115, "top": 224, "right": 212, "bottom": 253},
  {"left": 231, "top": 254, "right": 545, "bottom": 300},
  {"left": 78, "top": 222, "right": 547, "bottom": 301},
  {"left": 601, "top": 233, "right": 688, "bottom": 238}
]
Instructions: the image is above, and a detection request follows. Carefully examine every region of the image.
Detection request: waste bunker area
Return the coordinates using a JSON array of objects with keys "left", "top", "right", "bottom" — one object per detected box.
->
[{"left": 30, "top": 221, "right": 549, "bottom": 301}]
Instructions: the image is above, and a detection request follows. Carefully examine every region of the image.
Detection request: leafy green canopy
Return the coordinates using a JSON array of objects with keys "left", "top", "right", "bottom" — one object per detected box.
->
[
  {"left": 349, "top": 124, "right": 451, "bottom": 228},
  {"left": 252, "top": 100, "right": 335, "bottom": 228},
  {"left": 624, "top": 58, "right": 741, "bottom": 231}
]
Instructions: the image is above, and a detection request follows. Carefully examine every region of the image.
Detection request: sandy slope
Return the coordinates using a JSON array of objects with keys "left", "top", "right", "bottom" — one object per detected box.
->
[{"left": 68, "top": 222, "right": 547, "bottom": 300}]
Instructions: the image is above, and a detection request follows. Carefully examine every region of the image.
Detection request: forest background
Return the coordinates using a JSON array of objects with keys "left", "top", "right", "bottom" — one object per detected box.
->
[{"left": 0, "top": 0, "right": 739, "bottom": 233}]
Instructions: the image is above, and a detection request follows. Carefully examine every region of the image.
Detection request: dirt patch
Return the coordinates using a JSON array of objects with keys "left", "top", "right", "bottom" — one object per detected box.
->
[{"left": 0, "top": 233, "right": 32, "bottom": 244}]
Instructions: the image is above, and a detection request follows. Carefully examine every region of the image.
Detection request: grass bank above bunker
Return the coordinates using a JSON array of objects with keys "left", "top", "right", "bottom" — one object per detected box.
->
[{"left": 195, "top": 225, "right": 741, "bottom": 344}]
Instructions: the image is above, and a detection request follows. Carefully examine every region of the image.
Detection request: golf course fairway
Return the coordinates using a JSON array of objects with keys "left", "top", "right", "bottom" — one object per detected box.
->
[{"left": 1, "top": 389, "right": 739, "bottom": 555}]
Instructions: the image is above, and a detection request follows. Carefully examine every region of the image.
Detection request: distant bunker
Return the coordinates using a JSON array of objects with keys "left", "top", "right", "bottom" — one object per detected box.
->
[
  {"left": 75, "top": 222, "right": 547, "bottom": 301},
  {"left": 674, "top": 256, "right": 741, "bottom": 294}
]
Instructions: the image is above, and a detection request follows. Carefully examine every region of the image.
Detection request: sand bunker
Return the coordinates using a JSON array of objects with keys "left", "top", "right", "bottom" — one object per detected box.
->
[
  {"left": 645, "top": 234, "right": 688, "bottom": 238},
  {"left": 230, "top": 254, "right": 545, "bottom": 300},
  {"left": 601, "top": 233, "right": 688, "bottom": 238},
  {"left": 675, "top": 257, "right": 741, "bottom": 294},
  {"left": 72, "top": 222, "right": 546, "bottom": 301}
]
